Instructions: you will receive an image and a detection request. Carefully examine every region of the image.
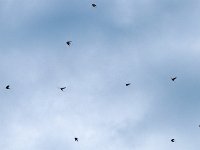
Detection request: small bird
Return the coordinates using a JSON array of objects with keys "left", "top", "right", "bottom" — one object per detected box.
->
[
  {"left": 60, "top": 87, "right": 66, "bottom": 91},
  {"left": 171, "top": 77, "right": 177, "bottom": 81},
  {"left": 126, "top": 83, "right": 131, "bottom": 86},
  {"left": 74, "top": 137, "right": 78, "bottom": 142},
  {"left": 198, "top": 124, "right": 200, "bottom": 128},
  {"left": 6, "top": 85, "right": 10, "bottom": 89},
  {"left": 92, "top": 3, "right": 96, "bottom": 7},
  {"left": 66, "top": 41, "right": 72, "bottom": 46},
  {"left": 171, "top": 139, "right": 175, "bottom": 142}
]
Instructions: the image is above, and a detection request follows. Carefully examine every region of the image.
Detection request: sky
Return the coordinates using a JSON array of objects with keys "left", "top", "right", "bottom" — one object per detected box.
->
[{"left": 0, "top": 0, "right": 200, "bottom": 150}]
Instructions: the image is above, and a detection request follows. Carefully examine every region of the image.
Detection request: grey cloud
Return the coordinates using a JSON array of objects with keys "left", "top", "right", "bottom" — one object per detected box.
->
[{"left": 1, "top": 0, "right": 200, "bottom": 150}]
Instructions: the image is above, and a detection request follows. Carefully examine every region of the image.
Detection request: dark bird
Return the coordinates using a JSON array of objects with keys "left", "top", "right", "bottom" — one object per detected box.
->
[
  {"left": 126, "top": 83, "right": 131, "bottom": 86},
  {"left": 6, "top": 85, "right": 10, "bottom": 89},
  {"left": 74, "top": 137, "right": 78, "bottom": 142},
  {"left": 199, "top": 124, "right": 200, "bottom": 128},
  {"left": 171, "top": 77, "right": 177, "bottom": 81},
  {"left": 92, "top": 3, "right": 96, "bottom": 7},
  {"left": 171, "top": 139, "right": 175, "bottom": 142},
  {"left": 66, "top": 41, "right": 72, "bottom": 46},
  {"left": 60, "top": 87, "right": 66, "bottom": 91}
]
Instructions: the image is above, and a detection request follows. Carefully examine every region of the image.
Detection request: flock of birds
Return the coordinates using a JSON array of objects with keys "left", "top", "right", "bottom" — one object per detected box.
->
[{"left": 4, "top": 1, "right": 199, "bottom": 147}]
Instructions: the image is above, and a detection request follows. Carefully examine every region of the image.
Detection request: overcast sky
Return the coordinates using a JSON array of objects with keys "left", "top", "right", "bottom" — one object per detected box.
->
[{"left": 0, "top": 0, "right": 200, "bottom": 150}]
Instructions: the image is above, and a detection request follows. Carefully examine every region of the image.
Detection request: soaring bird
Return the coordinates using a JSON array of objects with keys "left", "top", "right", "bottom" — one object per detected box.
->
[
  {"left": 171, "top": 139, "right": 175, "bottom": 142},
  {"left": 74, "top": 137, "right": 78, "bottom": 142},
  {"left": 66, "top": 41, "right": 72, "bottom": 46},
  {"left": 92, "top": 3, "right": 96, "bottom": 7},
  {"left": 6, "top": 85, "right": 10, "bottom": 89},
  {"left": 171, "top": 77, "right": 177, "bottom": 81},
  {"left": 126, "top": 83, "right": 131, "bottom": 86},
  {"left": 60, "top": 87, "right": 66, "bottom": 91}
]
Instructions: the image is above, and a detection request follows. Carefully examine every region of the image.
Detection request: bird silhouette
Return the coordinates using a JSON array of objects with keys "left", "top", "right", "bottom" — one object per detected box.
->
[
  {"left": 126, "top": 83, "right": 131, "bottom": 86},
  {"left": 6, "top": 85, "right": 10, "bottom": 89},
  {"left": 60, "top": 87, "right": 66, "bottom": 91},
  {"left": 66, "top": 41, "right": 72, "bottom": 46},
  {"left": 92, "top": 3, "right": 96, "bottom": 7},
  {"left": 171, "top": 139, "right": 175, "bottom": 142},
  {"left": 171, "top": 77, "right": 177, "bottom": 81},
  {"left": 74, "top": 137, "right": 78, "bottom": 142}
]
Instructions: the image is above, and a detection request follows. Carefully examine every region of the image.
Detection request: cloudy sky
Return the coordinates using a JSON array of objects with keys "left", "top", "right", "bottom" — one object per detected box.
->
[{"left": 1, "top": 0, "right": 200, "bottom": 150}]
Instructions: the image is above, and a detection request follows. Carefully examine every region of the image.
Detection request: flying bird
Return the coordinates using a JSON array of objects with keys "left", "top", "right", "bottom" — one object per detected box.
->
[
  {"left": 74, "top": 137, "right": 78, "bottom": 142},
  {"left": 171, "top": 139, "right": 175, "bottom": 142},
  {"left": 171, "top": 77, "right": 177, "bottom": 81},
  {"left": 60, "top": 87, "right": 66, "bottom": 91},
  {"left": 6, "top": 85, "right": 10, "bottom": 89},
  {"left": 126, "top": 83, "right": 131, "bottom": 86},
  {"left": 66, "top": 41, "right": 72, "bottom": 46},
  {"left": 92, "top": 3, "right": 96, "bottom": 7}
]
